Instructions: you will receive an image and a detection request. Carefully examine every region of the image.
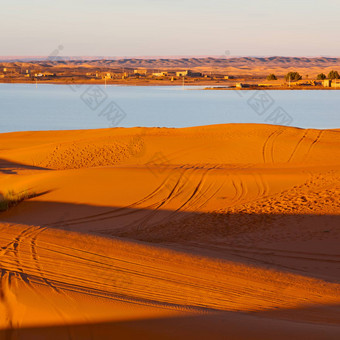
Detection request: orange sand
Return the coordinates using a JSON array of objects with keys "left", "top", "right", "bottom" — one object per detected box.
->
[{"left": 0, "top": 124, "right": 339, "bottom": 339}]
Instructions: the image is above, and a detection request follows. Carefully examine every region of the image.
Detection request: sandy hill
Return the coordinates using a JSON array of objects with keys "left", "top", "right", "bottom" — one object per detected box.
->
[
  {"left": 1, "top": 56, "right": 340, "bottom": 68},
  {"left": 2, "top": 57, "right": 340, "bottom": 77},
  {"left": 0, "top": 124, "right": 340, "bottom": 339}
]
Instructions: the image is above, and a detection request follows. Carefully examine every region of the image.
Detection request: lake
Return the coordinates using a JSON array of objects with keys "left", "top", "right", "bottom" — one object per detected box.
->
[{"left": 0, "top": 84, "right": 339, "bottom": 133}]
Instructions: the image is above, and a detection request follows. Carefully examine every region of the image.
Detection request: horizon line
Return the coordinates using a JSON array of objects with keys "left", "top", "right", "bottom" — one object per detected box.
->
[{"left": 1, "top": 55, "right": 340, "bottom": 61}]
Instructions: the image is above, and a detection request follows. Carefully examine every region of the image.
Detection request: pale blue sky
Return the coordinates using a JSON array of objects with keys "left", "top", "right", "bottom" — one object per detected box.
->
[{"left": 1, "top": 0, "right": 339, "bottom": 56}]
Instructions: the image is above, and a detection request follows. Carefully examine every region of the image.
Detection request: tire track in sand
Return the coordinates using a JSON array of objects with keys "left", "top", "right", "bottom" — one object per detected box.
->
[
  {"left": 46, "top": 169, "right": 185, "bottom": 228},
  {"left": 287, "top": 130, "right": 309, "bottom": 162},
  {"left": 303, "top": 130, "right": 324, "bottom": 161},
  {"left": 262, "top": 128, "right": 286, "bottom": 163}
]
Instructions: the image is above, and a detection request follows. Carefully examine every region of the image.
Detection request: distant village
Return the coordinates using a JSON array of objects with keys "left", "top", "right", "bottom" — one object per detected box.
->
[
  {"left": 0, "top": 65, "right": 339, "bottom": 89},
  {"left": 0, "top": 66, "right": 232, "bottom": 81}
]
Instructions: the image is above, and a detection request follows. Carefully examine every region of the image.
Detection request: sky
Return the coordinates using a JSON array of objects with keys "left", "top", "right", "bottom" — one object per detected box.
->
[{"left": 1, "top": 0, "right": 339, "bottom": 57}]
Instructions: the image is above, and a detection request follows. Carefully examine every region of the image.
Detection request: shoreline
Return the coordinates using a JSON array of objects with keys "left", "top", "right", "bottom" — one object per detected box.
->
[
  {"left": 204, "top": 86, "right": 340, "bottom": 90},
  {"left": 1, "top": 80, "right": 340, "bottom": 90},
  {"left": 0, "top": 79, "right": 230, "bottom": 87},
  {"left": 2, "top": 124, "right": 340, "bottom": 136}
]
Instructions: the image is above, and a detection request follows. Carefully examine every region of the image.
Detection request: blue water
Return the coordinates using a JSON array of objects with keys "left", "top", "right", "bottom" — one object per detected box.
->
[{"left": 0, "top": 84, "right": 339, "bottom": 133}]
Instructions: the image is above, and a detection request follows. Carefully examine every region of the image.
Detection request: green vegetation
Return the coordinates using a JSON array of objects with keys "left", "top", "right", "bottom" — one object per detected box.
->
[
  {"left": 317, "top": 73, "right": 326, "bottom": 80},
  {"left": 0, "top": 190, "right": 36, "bottom": 212},
  {"left": 266, "top": 74, "right": 277, "bottom": 81},
  {"left": 328, "top": 70, "right": 340, "bottom": 79},
  {"left": 285, "top": 72, "right": 302, "bottom": 82}
]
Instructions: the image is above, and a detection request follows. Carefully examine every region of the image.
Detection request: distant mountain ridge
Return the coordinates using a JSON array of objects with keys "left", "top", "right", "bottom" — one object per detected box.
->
[{"left": 1, "top": 56, "right": 340, "bottom": 69}]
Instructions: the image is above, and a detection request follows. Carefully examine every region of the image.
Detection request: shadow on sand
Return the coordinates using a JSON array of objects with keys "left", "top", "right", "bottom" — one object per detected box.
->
[
  {"left": 0, "top": 158, "right": 49, "bottom": 174},
  {"left": 1, "top": 200, "right": 340, "bottom": 283},
  {"left": 1, "top": 304, "right": 340, "bottom": 340}
]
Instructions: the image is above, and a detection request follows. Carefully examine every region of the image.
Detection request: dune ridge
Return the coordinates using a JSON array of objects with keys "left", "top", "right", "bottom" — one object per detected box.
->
[
  {"left": 2, "top": 56, "right": 340, "bottom": 68},
  {"left": 2, "top": 57, "right": 340, "bottom": 82},
  {"left": 0, "top": 123, "right": 340, "bottom": 339}
]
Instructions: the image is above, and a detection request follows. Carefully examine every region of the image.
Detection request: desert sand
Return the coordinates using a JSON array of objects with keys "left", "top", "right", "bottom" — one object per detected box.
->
[
  {"left": 0, "top": 124, "right": 340, "bottom": 339},
  {"left": 2, "top": 57, "right": 340, "bottom": 86}
]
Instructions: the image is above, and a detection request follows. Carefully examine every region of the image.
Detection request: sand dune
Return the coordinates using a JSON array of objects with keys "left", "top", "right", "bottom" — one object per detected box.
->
[
  {"left": 3, "top": 56, "right": 340, "bottom": 68},
  {"left": 0, "top": 124, "right": 340, "bottom": 339},
  {"left": 2, "top": 57, "right": 340, "bottom": 79}
]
